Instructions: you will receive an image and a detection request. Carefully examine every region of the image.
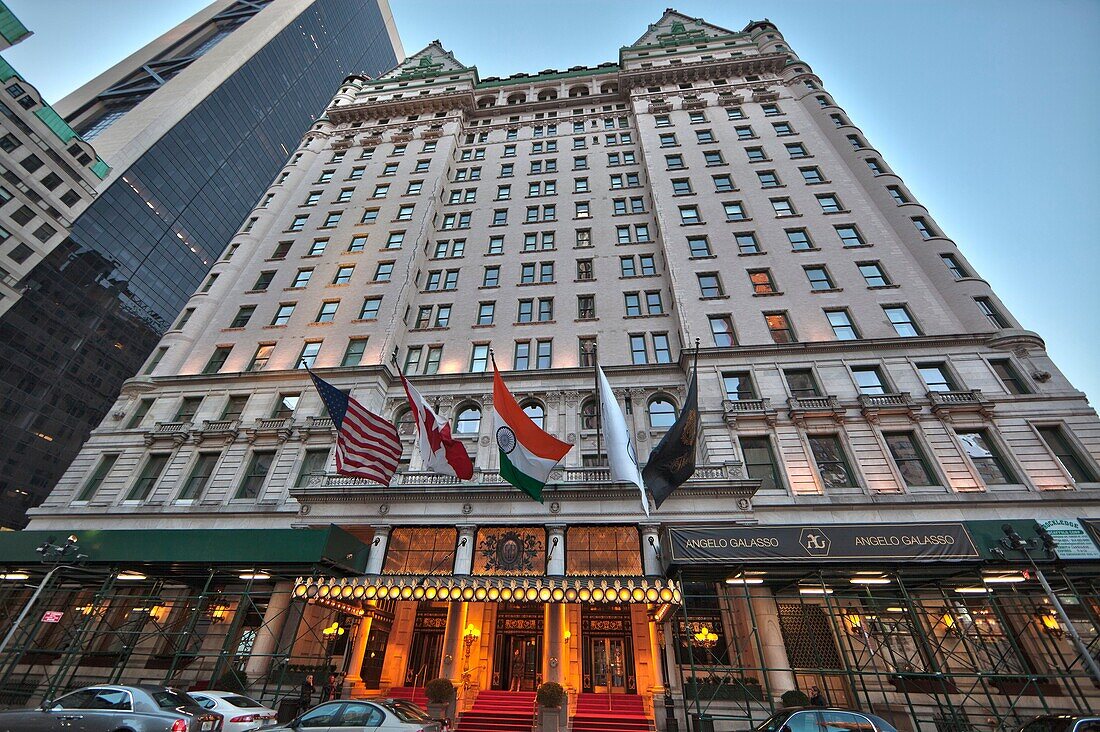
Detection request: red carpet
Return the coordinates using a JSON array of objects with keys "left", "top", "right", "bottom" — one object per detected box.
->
[
  {"left": 571, "top": 693, "right": 654, "bottom": 732},
  {"left": 455, "top": 690, "right": 535, "bottom": 732},
  {"left": 386, "top": 686, "right": 429, "bottom": 708}
]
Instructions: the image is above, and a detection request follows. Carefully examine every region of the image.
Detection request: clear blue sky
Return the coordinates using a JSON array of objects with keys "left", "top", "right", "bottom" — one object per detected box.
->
[{"left": 5, "top": 0, "right": 1099, "bottom": 405}]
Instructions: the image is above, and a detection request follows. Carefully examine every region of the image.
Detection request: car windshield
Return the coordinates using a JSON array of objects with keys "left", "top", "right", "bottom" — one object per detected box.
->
[
  {"left": 753, "top": 711, "right": 793, "bottom": 732},
  {"left": 867, "top": 714, "right": 899, "bottom": 732},
  {"left": 152, "top": 689, "right": 200, "bottom": 710},
  {"left": 223, "top": 695, "right": 264, "bottom": 708},
  {"left": 381, "top": 699, "right": 433, "bottom": 722},
  {"left": 1023, "top": 719, "right": 1075, "bottom": 732}
]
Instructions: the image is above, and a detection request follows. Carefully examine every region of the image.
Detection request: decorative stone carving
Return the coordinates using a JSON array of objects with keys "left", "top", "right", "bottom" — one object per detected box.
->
[
  {"left": 566, "top": 432, "right": 576, "bottom": 442},
  {"left": 479, "top": 436, "right": 490, "bottom": 446},
  {"left": 563, "top": 390, "right": 581, "bottom": 407},
  {"left": 549, "top": 501, "right": 561, "bottom": 514},
  {"left": 299, "top": 504, "right": 311, "bottom": 515},
  {"left": 737, "top": 498, "right": 751, "bottom": 511},
  {"left": 637, "top": 431, "right": 647, "bottom": 442},
  {"left": 379, "top": 503, "right": 390, "bottom": 516},
  {"left": 461, "top": 503, "right": 472, "bottom": 515}
]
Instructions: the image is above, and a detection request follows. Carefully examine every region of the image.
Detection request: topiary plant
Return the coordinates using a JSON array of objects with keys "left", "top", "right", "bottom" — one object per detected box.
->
[
  {"left": 536, "top": 681, "right": 566, "bottom": 708},
  {"left": 425, "top": 677, "right": 455, "bottom": 703},
  {"left": 780, "top": 689, "right": 810, "bottom": 707}
]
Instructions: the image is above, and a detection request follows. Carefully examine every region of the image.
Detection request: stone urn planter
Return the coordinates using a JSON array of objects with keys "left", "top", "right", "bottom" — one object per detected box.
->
[
  {"left": 425, "top": 677, "right": 456, "bottom": 724},
  {"left": 536, "top": 682, "right": 566, "bottom": 732}
]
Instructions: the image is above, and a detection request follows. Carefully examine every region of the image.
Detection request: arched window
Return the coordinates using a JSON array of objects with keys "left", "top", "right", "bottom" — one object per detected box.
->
[
  {"left": 476, "top": 96, "right": 495, "bottom": 108},
  {"left": 648, "top": 397, "right": 677, "bottom": 429},
  {"left": 580, "top": 398, "right": 597, "bottom": 431},
  {"left": 395, "top": 408, "right": 415, "bottom": 437},
  {"left": 600, "top": 83, "right": 618, "bottom": 94},
  {"left": 537, "top": 89, "right": 557, "bottom": 101},
  {"left": 568, "top": 85, "right": 590, "bottom": 98},
  {"left": 507, "top": 93, "right": 526, "bottom": 105},
  {"left": 522, "top": 401, "right": 545, "bottom": 429},
  {"left": 455, "top": 405, "right": 481, "bottom": 435}
]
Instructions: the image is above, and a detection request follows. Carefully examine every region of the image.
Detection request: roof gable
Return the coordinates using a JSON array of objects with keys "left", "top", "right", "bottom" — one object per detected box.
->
[
  {"left": 379, "top": 41, "right": 469, "bottom": 80},
  {"left": 630, "top": 9, "right": 736, "bottom": 48}
]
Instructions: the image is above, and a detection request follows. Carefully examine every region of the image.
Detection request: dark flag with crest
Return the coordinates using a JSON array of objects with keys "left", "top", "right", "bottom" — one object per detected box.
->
[{"left": 642, "top": 358, "right": 699, "bottom": 509}]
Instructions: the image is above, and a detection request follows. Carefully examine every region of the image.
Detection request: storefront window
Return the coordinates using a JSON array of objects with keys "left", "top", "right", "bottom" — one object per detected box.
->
[
  {"left": 566, "top": 526, "right": 642, "bottom": 576},
  {"left": 675, "top": 581, "right": 730, "bottom": 665},
  {"left": 383, "top": 527, "right": 458, "bottom": 575}
]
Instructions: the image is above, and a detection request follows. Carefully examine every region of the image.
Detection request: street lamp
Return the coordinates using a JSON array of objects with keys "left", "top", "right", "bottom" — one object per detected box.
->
[{"left": 0, "top": 535, "right": 87, "bottom": 658}]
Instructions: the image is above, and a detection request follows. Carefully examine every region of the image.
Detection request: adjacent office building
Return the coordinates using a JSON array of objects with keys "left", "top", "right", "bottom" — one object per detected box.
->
[
  {"left": 6, "top": 10, "right": 1100, "bottom": 730},
  {"left": 0, "top": 0, "right": 402, "bottom": 528}
]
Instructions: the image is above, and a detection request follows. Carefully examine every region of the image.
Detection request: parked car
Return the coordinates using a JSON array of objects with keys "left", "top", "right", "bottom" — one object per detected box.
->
[
  {"left": 189, "top": 690, "right": 278, "bottom": 731},
  {"left": 1020, "top": 715, "right": 1100, "bottom": 732},
  {"left": 753, "top": 707, "right": 899, "bottom": 732},
  {"left": 0, "top": 684, "right": 223, "bottom": 731},
  {"left": 271, "top": 698, "right": 440, "bottom": 731}
]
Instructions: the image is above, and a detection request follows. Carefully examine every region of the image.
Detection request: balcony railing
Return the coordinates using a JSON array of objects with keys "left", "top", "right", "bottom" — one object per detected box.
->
[
  {"left": 857, "top": 392, "right": 916, "bottom": 422},
  {"left": 927, "top": 390, "right": 994, "bottom": 418},
  {"left": 195, "top": 419, "right": 240, "bottom": 444},
  {"left": 246, "top": 417, "right": 293, "bottom": 443},
  {"left": 722, "top": 398, "right": 778, "bottom": 426},
  {"left": 145, "top": 421, "right": 190, "bottom": 445},
  {"left": 787, "top": 395, "right": 844, "bottom": 423},
  {"left": 293, "top": 462, "right": 753, "bottom": 499}
]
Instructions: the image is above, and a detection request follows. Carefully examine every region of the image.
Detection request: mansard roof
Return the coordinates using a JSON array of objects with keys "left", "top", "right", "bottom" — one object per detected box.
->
[
  {"left": 378, "top": 41, "right": 470, "bottom": 81},
  {"left": 629, "top": 8, "right": 738, "bottom": 48}
]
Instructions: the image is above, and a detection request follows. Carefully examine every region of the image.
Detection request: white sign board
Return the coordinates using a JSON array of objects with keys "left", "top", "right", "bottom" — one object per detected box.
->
[{"left": 1040, "top": 519, "right": 1100, "bottom": 560}]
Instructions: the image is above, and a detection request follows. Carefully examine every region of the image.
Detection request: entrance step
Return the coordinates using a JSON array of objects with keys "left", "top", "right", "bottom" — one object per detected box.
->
[
  {"left": 571, "top": 693, "right": 654, "bottom": 732},
  {"left": 456, "top": 690, "right": 536, "bottom": 732},
  {"left": 385, "top": 686, "right": 429, "bottom": 708}
]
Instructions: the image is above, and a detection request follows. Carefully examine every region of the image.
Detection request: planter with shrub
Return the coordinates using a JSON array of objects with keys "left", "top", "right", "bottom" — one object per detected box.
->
[
  {"left": 425, "top": 677, "right": 456, "bottom": 722},
  {"left": 781, "top": 689, "right": 810, "bottom": 707},
  {"left": 536, "top": 682, "right": 566, "bottom": 732}
]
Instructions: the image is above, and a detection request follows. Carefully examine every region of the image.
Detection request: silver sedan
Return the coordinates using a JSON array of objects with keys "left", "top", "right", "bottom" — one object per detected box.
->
[
  {"left": 271, "top": 699, "right": 440, "bottom": 731},
  {"left": 0, "top": 684, "right": 223, "bottom": 731}
]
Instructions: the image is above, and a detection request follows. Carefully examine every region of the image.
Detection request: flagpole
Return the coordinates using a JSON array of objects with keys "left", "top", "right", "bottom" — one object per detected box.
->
[
  {"left": 591, "top": 344, "right": 602, "bottom": 466},
  {"left": 693, "top": 338, "right": 700, "bottom": 464}
]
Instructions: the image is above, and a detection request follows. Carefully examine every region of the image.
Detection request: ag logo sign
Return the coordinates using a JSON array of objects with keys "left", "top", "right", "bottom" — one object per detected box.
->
[{"left": 799, "top": 528, "right": 831, "bottom": 557}]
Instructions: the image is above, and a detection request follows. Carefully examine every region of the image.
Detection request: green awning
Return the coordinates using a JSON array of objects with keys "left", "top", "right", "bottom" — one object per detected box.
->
[{"left": 0, "top": 525, "right": 368, "bottom": 575}]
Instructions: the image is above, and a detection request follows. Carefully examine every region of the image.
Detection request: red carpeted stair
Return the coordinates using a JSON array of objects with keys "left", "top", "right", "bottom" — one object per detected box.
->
[
  {"left": 455, "top": 690, "right": 536, "bottom": 732},
  {"left": 386, "top": 686, "right": 429, "bottom": 709},
  {"left": 571, "top": 693, "right": 654, "bottom": 732}
]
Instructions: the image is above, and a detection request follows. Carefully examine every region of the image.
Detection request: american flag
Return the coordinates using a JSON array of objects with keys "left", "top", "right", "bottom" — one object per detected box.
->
[{"left": 308, "top": 370, "right": 402, "bottom": 485}]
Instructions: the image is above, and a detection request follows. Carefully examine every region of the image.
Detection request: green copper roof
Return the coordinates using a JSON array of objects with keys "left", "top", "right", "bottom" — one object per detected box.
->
[
  {"left": 0, "top": 1, "right": 31, "bottom": 47},
  {"left": 476, "top": 64, "right": 620, "bottom": 89},
  {"left": 0, "top": 57, "right": 110, "bottom": 179}
]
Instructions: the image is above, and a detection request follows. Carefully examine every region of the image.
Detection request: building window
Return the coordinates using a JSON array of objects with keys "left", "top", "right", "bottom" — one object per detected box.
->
[
  {"left": 957, "top": 430, "right": 1015, "bottom": 485},
  {"left": 203, "top": 346, "right": 232, "bottom": 374},
  {"left": 884, "top": 433, "right": 939, "bottom": 487},
  {"left": 990, "top": 359, "right": 1029, "bottom": 395},
  {"left": 918, "top": 363, "right": 956, "bottom": 393},
  {"left": 294, "top": 449, "right": 330, "bottom": 489},
  {"left": 740, "top": 436, "right": 780, "bottom": 492},
  {"left": 359, "top": 297, "right": 381, "bottom": 320},
  {"left": 578, "top": 294, "right": 595, "bottom": 319},
  {"left": 708, "top": 314, "right": 736, "bottom": 346},
  {"left": 826, "top": 309, "right": 859, "bottom": 340},
  {"left": 469, "top": 344, "right": 490, "bottom": 372},
  {"left": 857, "top": 261, "right": 890, "bottom": 287},
  {"left": 648, "top": 398, "right": 676, "bottom": 429},
  {"left": 629, "top": 334, "right": 648, "bottom": 365},
  {"left": 76, "top": 454, "right": 120, "bottom": 502},
  {"left": 235, "top": 451, "right": 275, "bottom": 499},
  {"left": 521, "top": 401, "right": 545, "bottom": 429},
  {"left": 291, "top": 269, "right": 313, "bottom": 288},
  {"left": 749, "top": 269, "right": 777, "bottom": 295},
  {"left": 297, "top": 342, "right": 322, "bottom": 369},
  {"left": 912, "top": 217, "right": 935, "bottom": 239},
  {"left": 835, "top": 225, "right": 866, "bottom": 248},
  {"left": 800, "top": 166, "right": 824, "bottom": 184},
  {"left": 566, "top": 526, "right": 642, "bottom": 576},
  {"left": 786, "top": 229, "right": 813, "bottom": 251},
  {"left": 688, "top": 236, "right": 711, "bottom": 258},
  {"left": 126, "top": 399, "right": 154, "bottom": 429},
  {"left": 179, "top": 452, "right": 221, "bottom": 500},
  {"left": 735, "top": 232, "right": 760, "bottom": 254},
  {"left": 816, "top": 194, "right": 843, "bottom": 213},
  {"left": 808, "top": 435, "right": 858, "bottom": 491},
  {"left": 126, "top": 454, "right": 171, "bottom": 501},
  {"left": 757, "top": 170, "right": 780, "bottom": 188},
  {"left": 271, "top": 303, "right": 295, "bottom": 326},
  {"left": 374, "top": 262, "right": 394, "bottom": 282},
  {"left": 247, "top": 344, "right": 274, "bottom": 372},
  {"left": 341, "top": 338, "right": 368, "bottom": 367},
  {"left": 1036, "top": 425, "right": 1097, "bottom": 483},
  {"left": 804, "top": 266, "right": 834, "bottom": 290},
  {"left": 771, "top": 198, "right": 796, "bottom": 217},
  {"left": 272, "top": 393, "right": 299, "bottom": 419},
  {"left": 679, "top": 206, "right": 701, "bottom": 225},
  {"left": 851, "top": 366, "right": 888, "bottom": 395},
  {"left": 975, "top": 297, "right": 1009, "bottom": 328},
  {"left": 455, "top": 405, "right": 481, "bottom": 435},
  {"left": 942, "top": 254, "right": 969, "bottom": 279},
  {"left": 316, "top": 301, "right": 339, "bottom": 323},
  {"left": 765, "top": 312, "right": 795, "bottom": 343},
  {"left": 884, "top": 306, "right": 920, "bottom": 337},
  {"left": 697, "top": 273, "right": 723, "bottom": 298}
]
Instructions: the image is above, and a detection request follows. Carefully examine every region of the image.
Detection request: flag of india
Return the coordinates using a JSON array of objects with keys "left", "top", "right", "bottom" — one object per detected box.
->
[{"left": 492, "top": 366, "right": 573, "bottom": 502}]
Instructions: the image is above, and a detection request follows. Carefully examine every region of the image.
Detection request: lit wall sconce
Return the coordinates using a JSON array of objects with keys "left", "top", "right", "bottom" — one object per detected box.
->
[
  {"left": 1036, "top": 610, "right": 1064, "bottom": 639},
  {"left": 843, "top": 612, "right": 864, "bottom": 637},
  {"left": 322, "top": 622, "right": 345, "bottom": 637},
  {"left": 692, "top": 625, "right": 718, "bottom": 649},
  {"left": 208, "top": 604, "right": 230, "bottom": 623}
]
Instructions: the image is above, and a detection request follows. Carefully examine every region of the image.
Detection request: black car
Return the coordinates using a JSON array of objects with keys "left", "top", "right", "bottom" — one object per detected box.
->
[
  {"left": 754, "top": 707, "right": 900, "bottom": 732},
  {"left": 1020, "top": 715, "right": 1100, "bottom": 732},
  {"left": 0, "top": 684, "right": 223, "bottom": 731}
]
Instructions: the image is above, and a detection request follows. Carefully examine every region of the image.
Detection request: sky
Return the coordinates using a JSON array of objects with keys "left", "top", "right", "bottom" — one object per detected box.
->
[{"left": 4, "top": 0, "right": 1099, "bottom": 405}]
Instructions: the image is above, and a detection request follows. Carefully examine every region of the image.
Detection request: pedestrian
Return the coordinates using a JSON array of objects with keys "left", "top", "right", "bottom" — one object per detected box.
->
[
  {"left": 320, "top": 673, "right": 338, "bottom": 702},
  {"left": 299, "top": 673, "right": 315, "bottom": 711},
  {"left": 333, "top": 673, "right": 344, "bottom": 699},
  {"left": 509, "top": 646, "right": 524, "bottom": 691},
  {"left": 809, "top": 685, "right": 826, "bottom": 707}
]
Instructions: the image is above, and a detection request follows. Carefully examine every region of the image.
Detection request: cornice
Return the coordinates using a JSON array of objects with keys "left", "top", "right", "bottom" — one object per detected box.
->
[
  {"left": 328, "top": 90, "right": 476, "bottom": 124},
  {"left": 620, "top": 53, "right": 787, "bottom": 89}
]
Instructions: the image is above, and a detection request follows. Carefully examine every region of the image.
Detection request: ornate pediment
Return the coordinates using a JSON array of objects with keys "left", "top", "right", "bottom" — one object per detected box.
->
[
  {"left": 630, "top": 10, "right": 736, "bottom": 48},
  {"left": 379, "top": 41, "right": 469, "bottom": 81}
]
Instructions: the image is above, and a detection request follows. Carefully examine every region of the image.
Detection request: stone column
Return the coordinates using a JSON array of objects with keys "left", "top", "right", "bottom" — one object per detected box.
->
[
  {"left": 244, "top": 581, "right": 295, "bottom": 681},
  {"left": 454, "top": 525, "right": 477, "bottom": 575},
  {"left": 748, "top": 588, "right": 797, "bottom": 696},
  {"left": 439, "top": 601, "right": 469, "bottom": 681},
  {"left": 344, "top": 613, "right": 374, "bottom": 684},
  {"left": 640, "top": 523, "right": 662, "bottom": 576},
  {"left": 544, "top": 602, "right": 565, "bottom": 683},
  {"left": 365, "top": 525, "right": 391, "bottom": 575},
  {"left": 547, "top": 524, "right": 566, "bottom": 576}
]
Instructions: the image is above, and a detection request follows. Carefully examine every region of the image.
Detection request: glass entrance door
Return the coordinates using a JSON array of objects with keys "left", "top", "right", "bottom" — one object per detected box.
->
[
  {"left": 406, "top": 631, "right": 443, "bottom": 686},
  {"left": 590, "top": 636, "right": 628, "bottom": 693}
]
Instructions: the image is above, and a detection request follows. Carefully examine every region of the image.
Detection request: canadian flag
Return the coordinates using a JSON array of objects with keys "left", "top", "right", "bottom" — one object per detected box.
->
[{"left": 399, "top": 374, "right": 474, "bottom": 480}]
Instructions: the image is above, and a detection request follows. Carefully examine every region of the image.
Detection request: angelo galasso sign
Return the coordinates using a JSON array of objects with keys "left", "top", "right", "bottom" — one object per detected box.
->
[{"left": 666, "top": 523, "right": 980, "bottom": 564}]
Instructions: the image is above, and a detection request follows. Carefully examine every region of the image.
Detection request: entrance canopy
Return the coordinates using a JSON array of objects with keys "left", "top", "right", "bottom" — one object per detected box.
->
[{"left": 295, "top": 573, "right": 681, "bottom": 605}]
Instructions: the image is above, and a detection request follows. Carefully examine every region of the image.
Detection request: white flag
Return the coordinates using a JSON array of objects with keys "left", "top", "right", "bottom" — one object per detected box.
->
[{"left": 597, "top": 364, "right": 649, "bottom": 515}]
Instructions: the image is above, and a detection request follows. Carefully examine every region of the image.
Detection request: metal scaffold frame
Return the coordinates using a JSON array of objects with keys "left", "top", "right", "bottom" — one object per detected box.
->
[
  {"left": 671, "top": 566, "right": 1100, "bottom": 731},
  {"left": 0, "top": 564, "right": 360, "bottom": 709}
]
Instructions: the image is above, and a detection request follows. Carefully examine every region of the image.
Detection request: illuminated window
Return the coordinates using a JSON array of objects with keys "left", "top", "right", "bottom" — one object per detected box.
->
[
  {"left": 566, "top": 526, "right": 642, "bottom": 576},
  {"left": 383, "top": 527, "right": 458, "bottom": 575}
]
